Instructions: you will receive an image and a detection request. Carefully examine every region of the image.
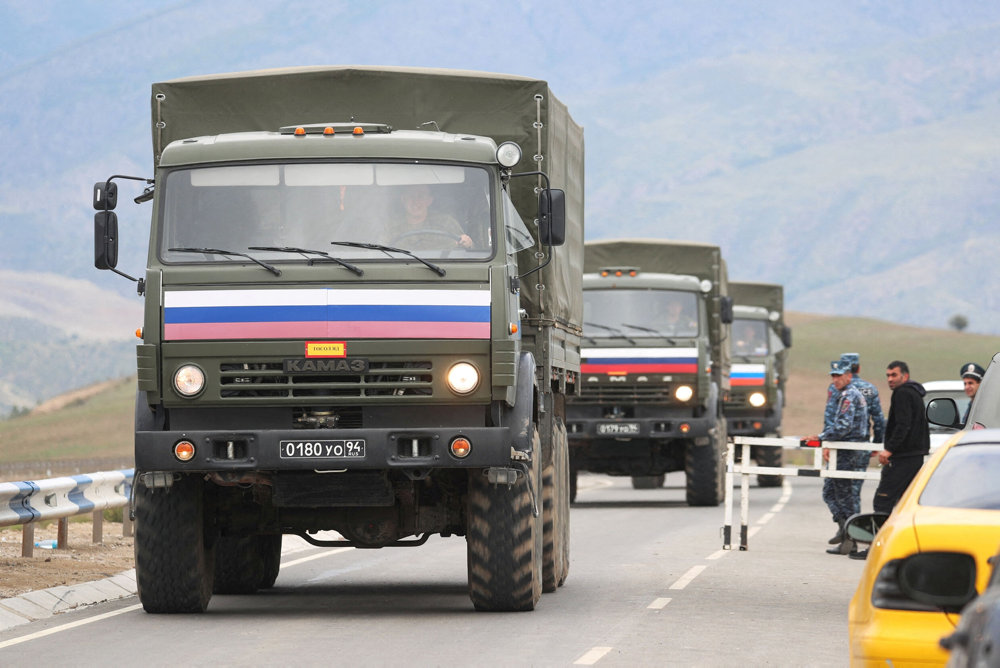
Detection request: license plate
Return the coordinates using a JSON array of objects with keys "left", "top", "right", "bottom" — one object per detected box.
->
[
  {"left": 597, "top": 423, "right": 641, "bottom": 435},
  {"left": 279, "top": 440, "right": 366, "bottom": 459}
]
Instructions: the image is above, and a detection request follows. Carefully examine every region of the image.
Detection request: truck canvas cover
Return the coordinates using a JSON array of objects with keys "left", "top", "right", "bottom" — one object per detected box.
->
[
  {"left": 729, "top": 282, "right": 783, "bottom": 319},
  {"left": 150, "top": 66, "right": 584, "bottom": 329}
]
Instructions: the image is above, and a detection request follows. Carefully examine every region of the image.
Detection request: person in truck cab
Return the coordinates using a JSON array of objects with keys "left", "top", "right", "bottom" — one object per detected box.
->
[{"left": 382, "top": 184, "right": 473, "bottom": 250}]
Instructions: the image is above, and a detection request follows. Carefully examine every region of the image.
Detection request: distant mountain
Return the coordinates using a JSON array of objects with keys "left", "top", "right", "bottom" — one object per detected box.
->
[{"left": 2, "top": 0, "right": 1000, "bottom": 408}]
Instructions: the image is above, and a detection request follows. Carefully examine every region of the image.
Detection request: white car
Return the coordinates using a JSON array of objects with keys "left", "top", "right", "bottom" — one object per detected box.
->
[{"left": 922, "top": 380, "right": 970, "bottom": 451}]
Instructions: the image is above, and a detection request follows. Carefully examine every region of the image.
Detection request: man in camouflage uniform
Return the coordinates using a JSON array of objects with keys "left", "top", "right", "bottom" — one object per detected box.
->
[
  {"left": 809, "top": 359, "right": 869, "bottom": 554},
  {"left": 840, "top": 352, "right": 884, "bottom": 507}
]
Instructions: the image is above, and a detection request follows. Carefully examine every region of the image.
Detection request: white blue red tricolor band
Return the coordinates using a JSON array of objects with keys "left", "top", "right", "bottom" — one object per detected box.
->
[
  {"left": 163, "top": 288, "right": 491, "bottom": 340},
  {"left": 580, "top": 347, "right": 698, "bottom": 375}
]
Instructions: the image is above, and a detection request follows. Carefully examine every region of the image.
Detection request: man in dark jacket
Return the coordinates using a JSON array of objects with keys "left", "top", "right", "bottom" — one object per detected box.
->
[{"left": 873, "top": 360, "right": 930, "bottom": 514}]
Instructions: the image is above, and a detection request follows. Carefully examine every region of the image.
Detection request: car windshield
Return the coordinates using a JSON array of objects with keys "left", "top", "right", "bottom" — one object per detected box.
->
[
  {"left": 919, "top": 444, "right": 1000, "bottom": 509},
  {"left": 731, "top": 318, "right": 769, "bottom": 356},
  {"left": 159, "top": 162, "right": 494, "bottom": 261},
  {"left": 583, "top": 289, "right": 699, "bottom": 338}
]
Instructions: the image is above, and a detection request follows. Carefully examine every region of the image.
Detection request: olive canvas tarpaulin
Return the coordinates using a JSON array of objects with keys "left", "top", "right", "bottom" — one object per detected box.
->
[{"left": 150, "top": 66, "right": 584, "bottom": 329}]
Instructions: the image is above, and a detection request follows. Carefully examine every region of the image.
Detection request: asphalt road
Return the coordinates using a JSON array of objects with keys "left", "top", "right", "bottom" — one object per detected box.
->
[{"left": 0, "top": 473, "right": 868, "bottom": 666}]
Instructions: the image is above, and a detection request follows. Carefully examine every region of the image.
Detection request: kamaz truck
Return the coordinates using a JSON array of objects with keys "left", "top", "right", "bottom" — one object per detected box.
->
[
  {"left": 91, "top": 67, "right": 583, "bottom": 613},
  {"left": 724, "top": 281, "right": 792, "bottom": 487},
  {"left": 565, "top": 239, "right": 732, "bottom": 506}
]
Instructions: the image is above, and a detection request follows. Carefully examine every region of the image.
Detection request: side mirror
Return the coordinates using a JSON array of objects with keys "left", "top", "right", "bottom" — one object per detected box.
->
[
  {"left": 781, "top": 325, "right": 793, "bottom": 348},
  {"left": 719, "top": 296, "right": 734, "bottom": 324},
  {"left": 94, "top": 211, "right": 119, "bottom": 270},
  {"left": 93, "top": 181, "right": 117, "bottom": 211},
  {"left": 897, "top": 552, "right": 978, "bottom": 612},
  {"left": 845, "top": 512, "right": 890, "bottom": 544},
  {"left": 538, "top": 188, "right": 566, "bottom": 246},
  {"left": 927, "top": 398, "right": 962, "bottom": 429}
]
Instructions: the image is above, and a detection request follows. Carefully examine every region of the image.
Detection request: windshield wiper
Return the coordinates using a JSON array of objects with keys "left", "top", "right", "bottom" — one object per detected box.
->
[
  {"left": 583, "top": 321, "right": 636, "bottom": 344},
  {"left": 330, "top": 241, "right": 445, "bottom": 277},
  {"left": 249, "top": 246, "right": 363, "bottom": 276},
  {"left": 168, "top": 247, "right": 281, "bottom": 276},
  {"left": 622, "top": 322, "right": 676, "bottom": 344}
]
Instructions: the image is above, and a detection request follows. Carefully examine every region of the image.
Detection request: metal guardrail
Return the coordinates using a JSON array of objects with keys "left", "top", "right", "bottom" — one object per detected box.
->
[
  {"left": 0, "top": 469, "right": 134, "bottom": 558},
  {"left": 723, "top": 436, "right": 881, "bottom": 551}
]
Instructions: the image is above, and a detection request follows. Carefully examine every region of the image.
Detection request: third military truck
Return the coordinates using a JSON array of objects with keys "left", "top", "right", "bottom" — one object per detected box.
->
[
  {"left": 724, "top": 281, "right": 792, "bottom": 486},
  {"left": 92, "top": 66, "right": 583, "bottom": 613},
  {"left": 565, "top": 239, "right": 732, "bottom": 506}
]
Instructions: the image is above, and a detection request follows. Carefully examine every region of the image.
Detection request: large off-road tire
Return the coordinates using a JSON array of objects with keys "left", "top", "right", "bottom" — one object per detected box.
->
[
  {"left": 631, "top": 474, "right": 665, "bottom": 489},
  {"left": 213, "top": 535, "right": 266, "bottom": 594},
  {"left": 543, "top": 419, "right": 571, "bottom": 592},
  {"left": 258, "top": 534, "right": 282, "bottom": 589},
  {"left": 134, "top": 474, "right": 215, "bottom": 613},
  {"left": 685, "top": 417, "right": 727, "bottom": 507},
  {"left": 755, "top": 445, "right": 783, "bottom": 488},
  {"left": 466, "top": 429, "right": 543, "bottom": 611}
]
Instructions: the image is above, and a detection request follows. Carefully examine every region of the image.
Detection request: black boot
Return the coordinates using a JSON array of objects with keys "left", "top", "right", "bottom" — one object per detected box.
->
[{"left": 828, "top": 518, "right": 845, "bottom": 544}]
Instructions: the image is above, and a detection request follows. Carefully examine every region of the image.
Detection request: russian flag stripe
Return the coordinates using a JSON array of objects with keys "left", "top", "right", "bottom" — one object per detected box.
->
[{"left": 163, "top": 288, "right": 491, "bottom": 340}]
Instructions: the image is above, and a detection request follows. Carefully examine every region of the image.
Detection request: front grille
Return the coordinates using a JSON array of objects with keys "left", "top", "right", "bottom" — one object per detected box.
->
[
  {"left": 579, "top": 384, "right": 673, "bottom": 404},
  {"left": 220, "top": 361, "right": 433, "bottom": 399}
]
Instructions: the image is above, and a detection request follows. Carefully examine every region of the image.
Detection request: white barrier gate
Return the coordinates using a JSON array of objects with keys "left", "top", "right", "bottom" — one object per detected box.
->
[{"left": 723, "top": 436, "right": 881, "bottom": 550}]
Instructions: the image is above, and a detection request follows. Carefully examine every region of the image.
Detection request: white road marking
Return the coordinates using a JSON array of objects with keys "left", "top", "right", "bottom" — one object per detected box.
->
[
  {"left": 282, "top": 546, "right": 354, "bottom": 568},
  {"left": 769, "top": 502, "right": 785, "bottom": 513},
  {"left": 669, "top": 565, "right": 706, "bottom": 590},
  {"left": 756, "top": 512, "right": 775, "bottom": 525},
  {"left": 0, "top": 603, "right": 143, "bottom": 649},
  {"left": 706, "top": 549, "right": 729, "bottom": 560},
  {"left": 574, "top": 646, "right": 613, "bottom": 665},
  {"left": 648, "top": 597, "right": 672, "bottom": 609}
]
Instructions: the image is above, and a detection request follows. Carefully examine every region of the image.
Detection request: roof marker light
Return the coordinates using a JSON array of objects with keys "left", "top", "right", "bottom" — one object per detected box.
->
[
  {"left": 294, "top": 127, "right": 306, "bottom": 136},
  {"left": 353, "top": 126, "right": 364, "bottom": 135},
  {"left": 324, "top": 127, "right": 335, "bottom": 135}
]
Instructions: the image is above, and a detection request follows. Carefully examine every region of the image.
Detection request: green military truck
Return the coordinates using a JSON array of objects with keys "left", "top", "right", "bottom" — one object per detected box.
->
[
  {"left": 92, "top": 66, "right": 584, "bottom": 613},
  {"left": 724, "top": 281, "right": 792, "bottom": 487},
  {"left": 565, "top": 239, "right": 733, "bottom": 506}
]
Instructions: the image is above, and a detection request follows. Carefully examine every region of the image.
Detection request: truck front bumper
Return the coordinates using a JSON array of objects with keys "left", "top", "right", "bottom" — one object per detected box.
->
[{"left": 136, "top": 425, "right": 522, "bottom": 472}]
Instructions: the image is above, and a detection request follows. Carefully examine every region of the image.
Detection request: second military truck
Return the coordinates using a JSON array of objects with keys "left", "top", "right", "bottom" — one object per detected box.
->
[
  {"left": 565, "top": 239, "right": 732, "bottom": 506},
  {"left": 724, "top": 281, "right": 792, "bottom": 486},
  {"left": 93, "top": 66, "right": 584, "bottom": 613}
]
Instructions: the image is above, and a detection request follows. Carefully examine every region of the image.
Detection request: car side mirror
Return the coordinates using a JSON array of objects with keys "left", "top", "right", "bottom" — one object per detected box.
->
[
  {"left": 719, "top": 296, "right": 734, "bottom": 324},
  {"left": 927, "top": 398, "right": 962, "bottom": 429},
  {"left": 537, "top": 188, "right": 566, "bottom": 246},
  {"left": 845, "top": 512, "right": 890, "bottom": 544},
  {"left": 781, "top": 325, "right": 792, "bottom": 348},
  {"left": 94, "top": 211, "right": 119, "bottom": 270},
  {"left": 897, "top": 552, "right": 978, "bottom": 612}
]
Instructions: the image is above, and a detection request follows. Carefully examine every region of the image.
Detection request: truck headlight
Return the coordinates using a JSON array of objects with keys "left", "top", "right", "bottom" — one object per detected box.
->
[
  {"left": 174, "top": 364, "right": 206, "bottom": 397},
  {"left": 749, "top": 392, "right": 767, "bottom": 408},
  {"left": 674, "top": 385, "right": 694, "bottom": 402},
  {"left": 446, "top": 362, "right": 480, "bottom": 395}
]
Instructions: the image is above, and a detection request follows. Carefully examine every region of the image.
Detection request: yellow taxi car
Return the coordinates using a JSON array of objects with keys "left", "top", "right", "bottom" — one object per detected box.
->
[{"left": 847, "top": 428, "right": 1000, "bottom": 666}]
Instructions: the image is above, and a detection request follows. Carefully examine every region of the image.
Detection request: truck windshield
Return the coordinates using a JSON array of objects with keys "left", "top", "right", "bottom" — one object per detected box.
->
[
  {"left": 583, "top": 289, "right": 699, "bottom": 338},
  {"left": 159, "top": 162, "right": 493, "bottom": 262},
  {"left": 731, "top": 318, "right": 769, "bottom": 356}
]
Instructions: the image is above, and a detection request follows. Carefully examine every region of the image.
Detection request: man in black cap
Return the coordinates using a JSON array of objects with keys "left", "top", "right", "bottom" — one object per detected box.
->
[{"left": 961, "top": 362, "right": 985, "bottom": 424}]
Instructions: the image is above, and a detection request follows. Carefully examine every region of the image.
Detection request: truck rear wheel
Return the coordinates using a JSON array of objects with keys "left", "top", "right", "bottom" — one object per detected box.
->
[
  {"left": 685, "top": 418, "right": 727, "bottom": 506},
  {"left": 466, "top": 429, "right": 543, "bottom": 611},
  {"left": 543, "top": 419, "right": 570, "bottom": 592},
  {"left": 631, "top": 475, "right": 665, "bottom": 489},
  {"left": 134, "top": 474, "right": 215, "bottom": 613},
  {"left": 214, "top": 535, "right": 266, "bottom": 594},
  {"left": 755, "top": 445, "right": 783, "bottom": 488}
]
